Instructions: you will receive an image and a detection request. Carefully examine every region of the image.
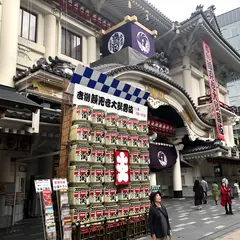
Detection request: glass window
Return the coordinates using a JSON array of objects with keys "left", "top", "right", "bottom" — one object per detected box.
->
[
  {"left": 61, "top": 28, "right": 82, "bottom": 61},
  {"left": 19, "top": 8, "right": 37, "bottom": 42}
]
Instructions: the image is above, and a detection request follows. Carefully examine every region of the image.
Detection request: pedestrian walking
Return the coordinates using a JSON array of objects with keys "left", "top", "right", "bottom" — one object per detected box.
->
[
  {"left": 193, "top": 180, "right": 204, "bottom": 210},
  {"left": 149, "top": 192, "right": 172, "bottom": 240},
  {"left": 233, "top": 180, "right": 240, "bottom": 198},
  {"left": 220, "top": 182, "right": 233, "bottom": 215},
  {"left": 201, "top": 177, "right": 208, "bottom": 204},
  {"left": 212, "top": 181, "right": 219, "bottom": 205}
]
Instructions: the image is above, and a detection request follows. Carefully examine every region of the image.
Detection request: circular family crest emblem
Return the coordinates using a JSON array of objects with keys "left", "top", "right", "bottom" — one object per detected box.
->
[
  {"left": 157, "top": 151, "right": 168, "bottom": 167},
  {"left": 136, "top": 32, "right": 150, "bottom": 54},
  {"left": 108, "top": 32, "right": 125, "bottom": 54}
]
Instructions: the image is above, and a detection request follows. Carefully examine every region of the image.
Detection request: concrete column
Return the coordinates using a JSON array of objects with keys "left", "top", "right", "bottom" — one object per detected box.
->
[
  {"left": 82, "top": 36, "right": 88, "bottom": 64},
  {"left": 44, "top": 14, "right": 57, "bottom": 57},
  {"left": 150, "top": 172, "right": 157, "bottom": 186},
  {"left": 173, "top": 144, "right": 184, "bottom": 198},
  {"left": 182, "top": 55, "right": 193, "bottom": 100},
  {"left": 0, "top": 0, "right": 21, "bottom": 87},
  {"left": 228, "top": 126, "right": 234, "bottom": 147},
  {"left": 224, "top": 93, "right": 230, "bottom": 105},
  {"left": 87, "top": 35, "right": 97, "bottom": 65},
  {"left": 199, "top": 78, "right": 206, "bottom": 96},
  {"left": 224, "top": 125, "right": 229, "bottom": 146}
]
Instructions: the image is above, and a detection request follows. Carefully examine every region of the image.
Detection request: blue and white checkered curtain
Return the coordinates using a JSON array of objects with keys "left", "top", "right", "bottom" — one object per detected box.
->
[{"left": 70, "top": 64, "right": 150, "bottom": 105}]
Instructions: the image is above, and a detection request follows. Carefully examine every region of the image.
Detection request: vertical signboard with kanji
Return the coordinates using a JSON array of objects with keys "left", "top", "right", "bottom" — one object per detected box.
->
[
  {"left": 115, "top": 150, "right": 130, "bottom": 186},
  {"left": 202, "top": 40, "right": 225, "bottom": 141}
]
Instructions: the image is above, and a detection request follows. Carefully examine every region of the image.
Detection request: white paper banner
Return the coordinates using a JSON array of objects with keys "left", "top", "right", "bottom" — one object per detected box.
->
[
  {"left": 52, "top": 178, "right": 68, "bottom": 191},
  {"left": 34, "top": 179, "right": 52, "bottom": 193},
  {"left": 73, "top": 84, "right": 148, "bottom": 121}
]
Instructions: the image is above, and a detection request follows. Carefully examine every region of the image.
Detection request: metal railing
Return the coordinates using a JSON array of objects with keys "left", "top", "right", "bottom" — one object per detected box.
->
[
  {"left": 198, "top": 95, "right": 238, "bottom": 114},
  {"left": 72, "top": 213, "right": 149, "bottom": 240}
]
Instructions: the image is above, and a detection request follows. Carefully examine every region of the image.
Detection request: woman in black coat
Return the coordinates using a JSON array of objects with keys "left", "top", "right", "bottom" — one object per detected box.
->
[
  {"left": 193, "top": 180, "right": 204, "bottom": 210},
  {"left": 149, "top": 192, "right": 172, "bottom": 240}
]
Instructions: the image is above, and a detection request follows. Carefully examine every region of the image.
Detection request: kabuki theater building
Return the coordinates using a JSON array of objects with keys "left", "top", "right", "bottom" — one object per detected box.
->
[
  {"left": 87, "top": 7, "right": 240, "bottom": 199},
  {"left": 1, "top": 0, "right": 240, "bottom": 234}
]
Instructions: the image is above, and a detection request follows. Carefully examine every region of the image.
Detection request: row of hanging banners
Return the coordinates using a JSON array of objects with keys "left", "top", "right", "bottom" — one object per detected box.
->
[{"left": 34, "top": 178, "right": 72, "bottom": 240}]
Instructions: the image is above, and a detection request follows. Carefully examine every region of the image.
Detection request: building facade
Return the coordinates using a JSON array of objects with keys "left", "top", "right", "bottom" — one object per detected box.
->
[
  {"left": 217, "top": 8, "right": 240, "bottom": 145},
  {"left": 0, "top": 0, "right": 240, "bottom": 230}
]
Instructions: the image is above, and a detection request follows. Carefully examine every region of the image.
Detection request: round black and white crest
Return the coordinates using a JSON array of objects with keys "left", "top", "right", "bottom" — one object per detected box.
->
[
  {"left": 157, "top": 151, "right": 167, "bottom": 167},
  {"left": 108, "top": 32, "right": 125, "bottom": 54},
  {"left": 137, "top": 32, "right": 150, "bottom": 54}
]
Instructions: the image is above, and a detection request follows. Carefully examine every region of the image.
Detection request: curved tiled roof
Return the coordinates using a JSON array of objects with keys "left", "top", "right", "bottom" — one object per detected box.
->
[
  {"left": 182, "top": 139, "right": 228, "bottom": 154},
  {"left": 180, "top": 12, "right": 240, "bottom": 61},
  {"left": 13, "top": 57, "right": 214, "bottom": 127},
  {"left": 104, "top": 64, "right": 215, "bottom": 127},
  {"left": 13, "top": 56, "right": 75, "bottom": 82},
  {"left": 5, "top": 109, "right": 61, "bottom": 124}
]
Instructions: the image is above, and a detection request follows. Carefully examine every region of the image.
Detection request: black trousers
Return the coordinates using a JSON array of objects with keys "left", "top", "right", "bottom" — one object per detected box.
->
[{"left": 225, "top": 199, "right": 232, "bottom": 213}]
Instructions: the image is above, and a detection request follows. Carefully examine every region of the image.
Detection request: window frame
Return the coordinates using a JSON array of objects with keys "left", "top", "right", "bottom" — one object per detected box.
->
[
  {"left": 61, "top": 27, "right": 82, "bottom": 61},
  {"left": 19, "top": 7, "right": 38, "bottom": 42}
]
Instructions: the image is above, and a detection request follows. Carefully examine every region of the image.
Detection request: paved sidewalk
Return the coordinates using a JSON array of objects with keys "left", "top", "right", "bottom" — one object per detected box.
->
[
  {"left": 217, "top": 229, "right": 240, "bottom": 239},
  {"left": 136, "top": 198, "right": 240, "bottom": 240}
]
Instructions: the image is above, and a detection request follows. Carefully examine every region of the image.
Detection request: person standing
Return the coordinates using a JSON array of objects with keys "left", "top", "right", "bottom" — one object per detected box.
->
[
  {"left": 233, "top": 180, "right": 240, "bottom": 198},
  {"left": 193, "top": 180, "right": 204, "bottom": 210},
  {"left": 201, "top": 177, "right": 208, "bottom": 204},
  {"left": 149, "top": 192, "right": 172, "bottom": 240},
  {"left": 221, "top": 182, "right": 233, "bottom": 215},
  {"left": 212, "top": 181, "right": 219, "bottom": 205}
]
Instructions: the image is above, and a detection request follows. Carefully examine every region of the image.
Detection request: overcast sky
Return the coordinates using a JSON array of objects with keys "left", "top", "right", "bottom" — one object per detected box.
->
[{"left": 147, "top": 0, "right": 240, "bottom": 21}]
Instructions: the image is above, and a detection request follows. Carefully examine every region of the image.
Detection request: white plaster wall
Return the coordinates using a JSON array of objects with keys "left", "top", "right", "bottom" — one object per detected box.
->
[
  {"left": 219, "top": 92, "right": 225, "bottom": 103},
  {"left": 191, "top": 76, "right": 200, "bottom": 104},
  {"left": 15, "top": 1, "right": 97, "bottom": 70},
  {"left": 0, "top": 3, "right": 2, "bottom": 33},
  {"left": 171, "top": 73, "right": 184, "bottom": 88}
]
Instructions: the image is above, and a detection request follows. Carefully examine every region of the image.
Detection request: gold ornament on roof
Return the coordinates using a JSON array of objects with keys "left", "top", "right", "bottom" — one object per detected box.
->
[
  {"left": 128, "top": 0, "right": 132, "bottom": 9},
  {"left": 145, "top": 10, "right": 149, "bottom": 21}
]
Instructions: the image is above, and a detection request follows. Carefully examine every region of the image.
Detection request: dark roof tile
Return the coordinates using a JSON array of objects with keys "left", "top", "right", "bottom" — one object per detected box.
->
[
  {"left": 13, "top": 56, "right": 76, "bottom": 82},
  {"left": 182, "top": 139, "right": 228, "bottom": 154},
  {"left": 0, "top": 85, "right": 41, "bottom": 112}
]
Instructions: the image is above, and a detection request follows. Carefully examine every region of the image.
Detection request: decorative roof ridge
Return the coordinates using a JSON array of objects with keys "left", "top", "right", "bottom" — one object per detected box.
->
[
  {"left": 105, "top": 65, "right": 214, "bottom": 127},
  {"left": 182, "top": 139, "right": 228, "bottom": 154},
  {"left": 13, "top": 56, "right": 76, "bottom": 82},
  {"left": 139, "top": 0, "right": 173, "bottom": 24},
  {"left": 180, "top": 4, "right": 221, "bottom": 35},
  {"left": 200, "top": 12, "right": 240, "bottom": 60},
  {"left": 179, "top": 10, "right": 240, "bottom": 63}
]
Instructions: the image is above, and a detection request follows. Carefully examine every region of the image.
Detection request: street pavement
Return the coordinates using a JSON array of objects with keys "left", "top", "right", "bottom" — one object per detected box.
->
[
  {"left": 0, "top": 218, "right": 43, "bottom": 240},
  {"left": 138, "top": 197, "right": 240, "bottom": 240},
  {"left": 1, "top": 198, "right": 240, "bottom": 240}
]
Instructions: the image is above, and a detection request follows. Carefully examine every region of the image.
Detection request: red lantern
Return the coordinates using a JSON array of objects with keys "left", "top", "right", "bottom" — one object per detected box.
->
[
  {"left": 91, "top": 13, "right": 97, "bottom": 23},
  {"left": 97, "top": 16, "right": 102, "bottom": 26},
  {"left": 102, "top": 19, "right": 107, "bottom": 29},
  {"left": 107, "top": 22, "right": 113, "bottom": 29},
  {"left": 73, "top": 1, "right": 79, "bottom": 13},
  {"left": 115, "top": 150, "right": 130, "bottom": 186},
  {"left": 85, "top": 8, "right": 91, "bottom": 20},
  {"left": 79, "top": 5, "right": 85, "bottom": 17},
  {"left": 67, "top": 0, "right": 73, "bottom": 10}
]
